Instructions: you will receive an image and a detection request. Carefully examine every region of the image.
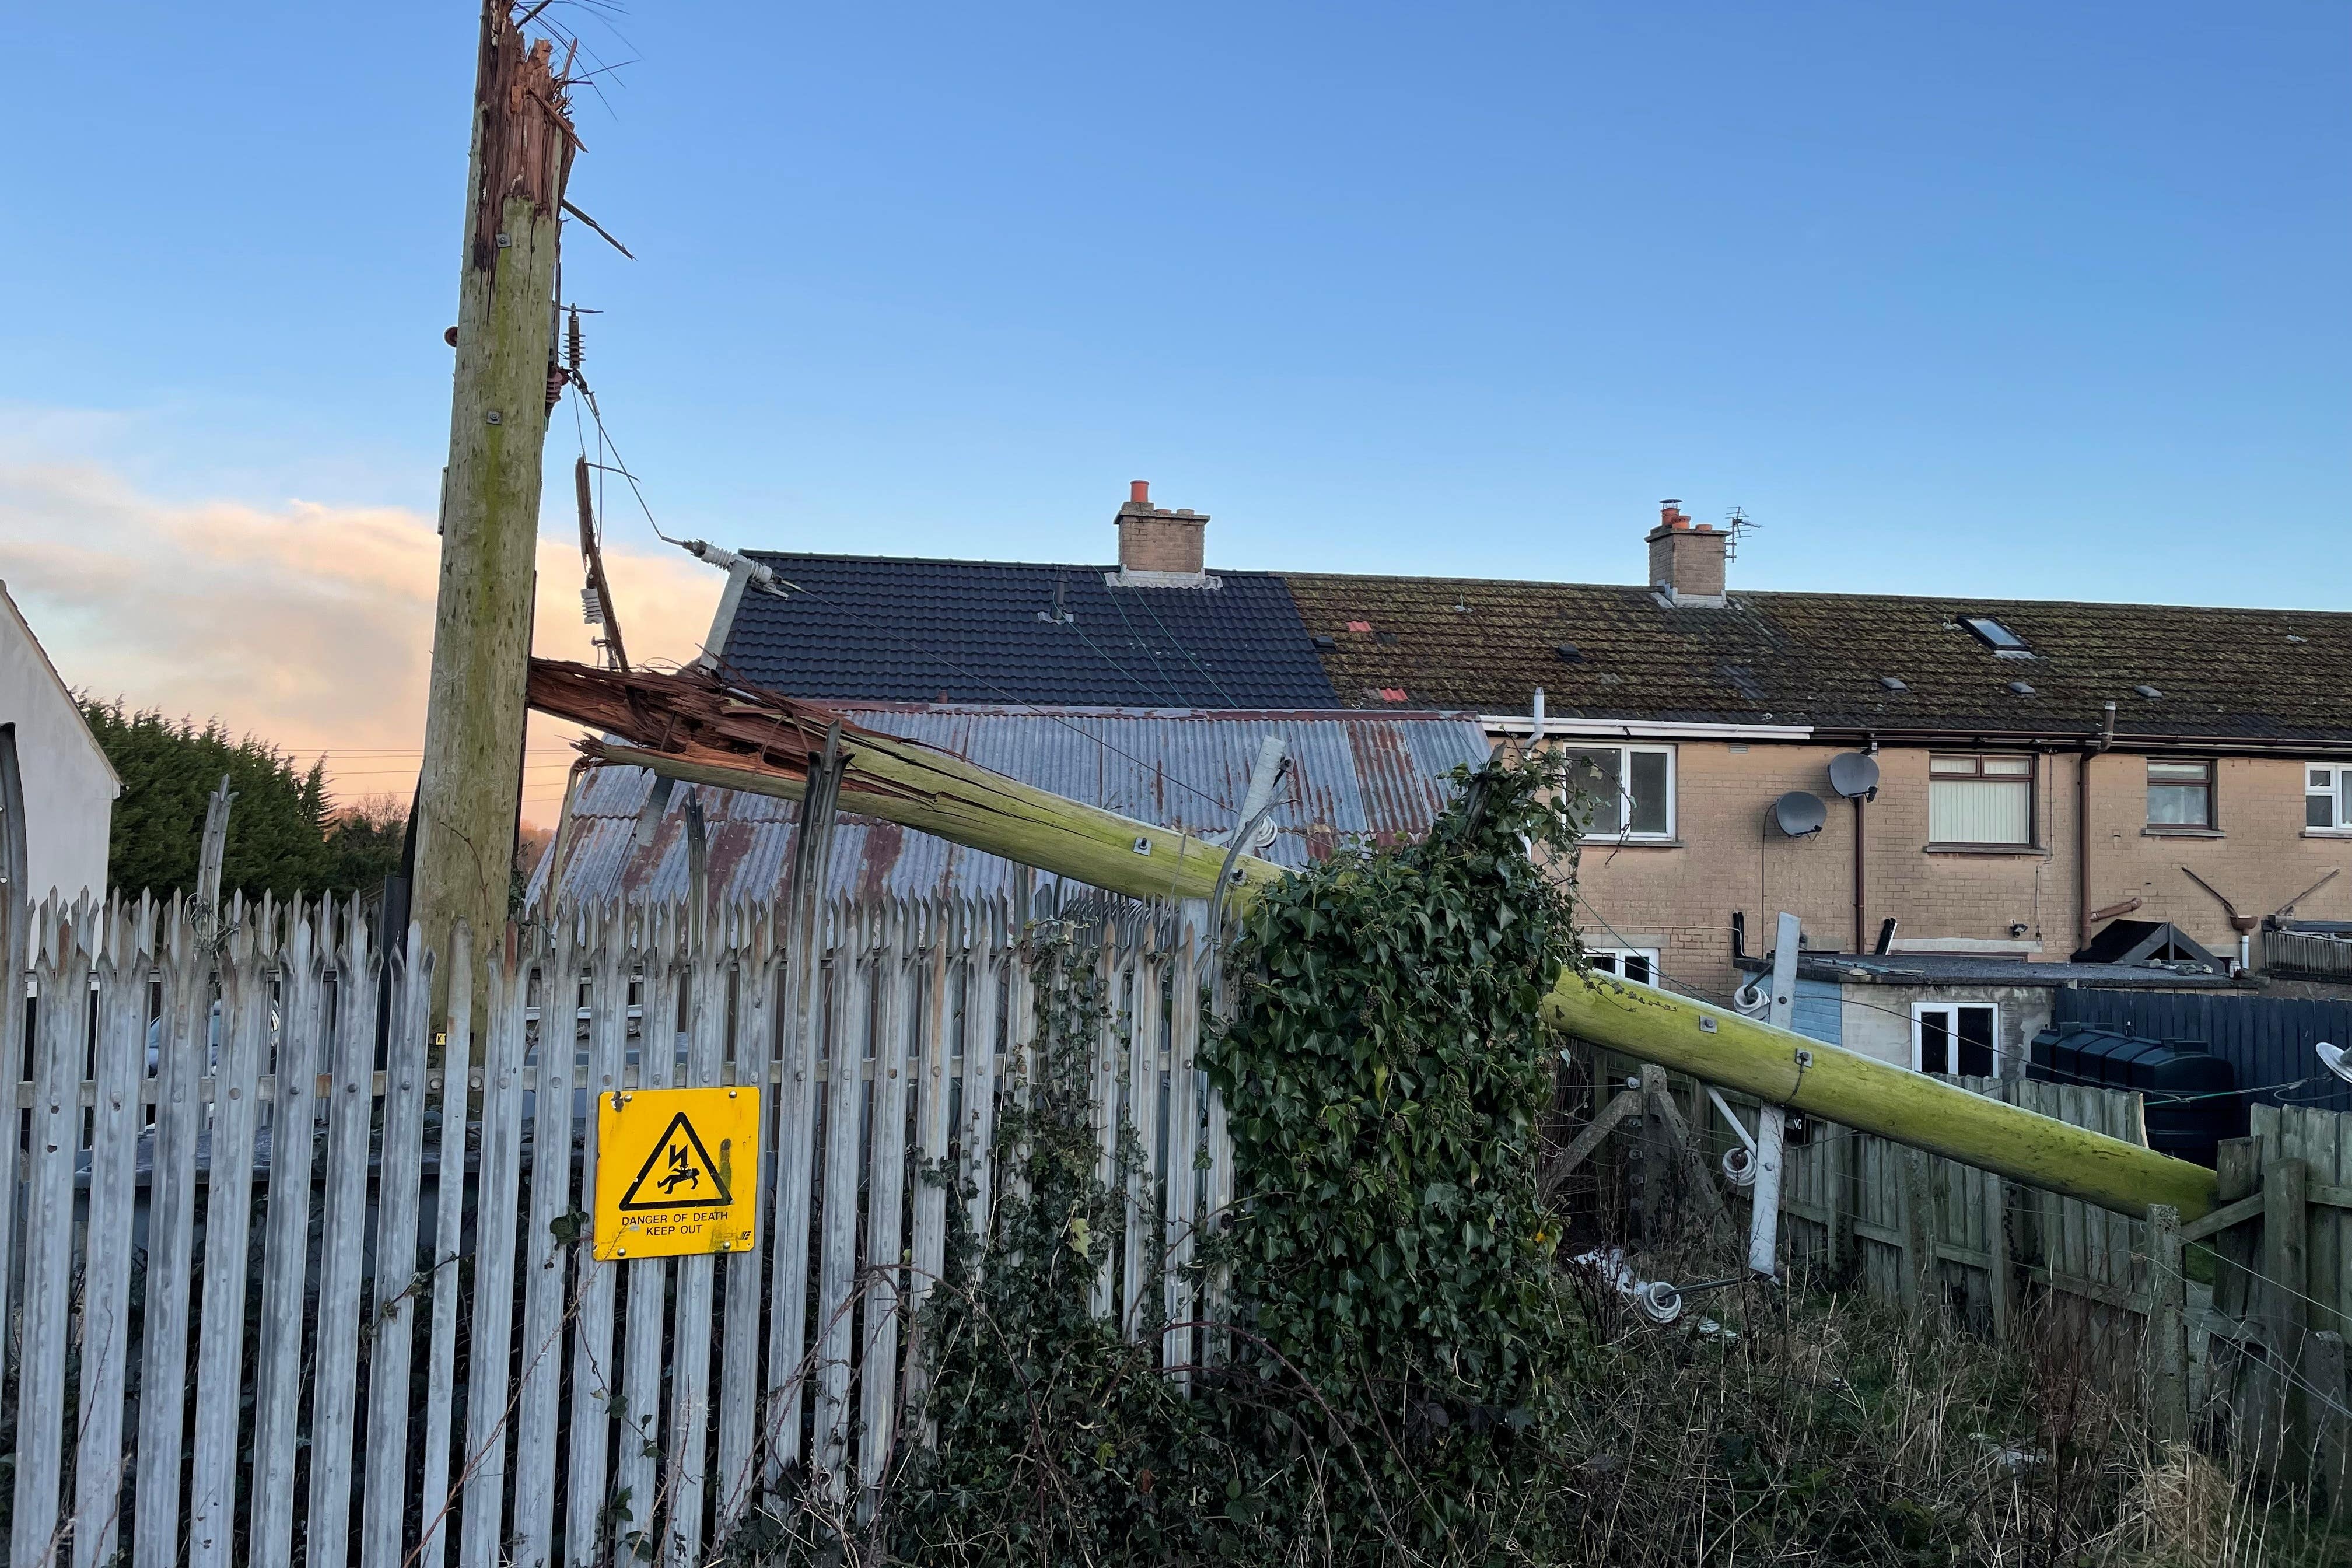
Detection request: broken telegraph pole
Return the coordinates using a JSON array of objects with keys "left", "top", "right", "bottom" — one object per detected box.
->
[{"left": 413, "top": 2, "right": 578, "bottom": 1012}]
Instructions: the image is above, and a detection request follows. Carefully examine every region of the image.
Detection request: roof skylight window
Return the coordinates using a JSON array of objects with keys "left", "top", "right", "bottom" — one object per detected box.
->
[{"left": 1961, "top": 616, "right": 2031, "bottom": 654}]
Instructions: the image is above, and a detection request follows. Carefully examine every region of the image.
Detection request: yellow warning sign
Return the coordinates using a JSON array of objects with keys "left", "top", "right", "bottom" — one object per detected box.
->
[{"left": 593, "top": 1087, "right": 760, "bottom": 1261}]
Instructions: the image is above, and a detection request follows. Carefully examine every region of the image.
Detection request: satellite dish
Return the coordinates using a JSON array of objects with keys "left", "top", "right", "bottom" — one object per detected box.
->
[
  {"left": 2319, "top": 1042, "right": 2352, "bottom": 1085},
  {"left": 1772, "top": 791, "right": 1828, "bottom": 838},
  {"left": 1827, "top": 752, "right": 1881, "bottom": 800}
]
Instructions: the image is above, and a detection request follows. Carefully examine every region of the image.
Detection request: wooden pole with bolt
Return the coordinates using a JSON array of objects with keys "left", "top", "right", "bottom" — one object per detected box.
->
[{"left": 413, "top": 2, "right": 577, "bottom": 1016}]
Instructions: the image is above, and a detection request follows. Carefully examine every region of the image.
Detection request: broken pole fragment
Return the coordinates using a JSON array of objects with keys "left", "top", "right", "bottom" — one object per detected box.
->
[{"left": 524, "top": 656, "right": 2223, "bottom": 1226}]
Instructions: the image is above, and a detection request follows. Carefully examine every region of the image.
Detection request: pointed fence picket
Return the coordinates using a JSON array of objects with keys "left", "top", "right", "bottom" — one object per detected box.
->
[{"left": 0, "top": 883, "right": 1225, "bottom": 1564}]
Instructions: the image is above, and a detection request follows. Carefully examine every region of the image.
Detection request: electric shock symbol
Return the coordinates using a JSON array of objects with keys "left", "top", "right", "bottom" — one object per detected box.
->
[{"left": 617, "top": 1112, "right": 734, "bottom": 1212}]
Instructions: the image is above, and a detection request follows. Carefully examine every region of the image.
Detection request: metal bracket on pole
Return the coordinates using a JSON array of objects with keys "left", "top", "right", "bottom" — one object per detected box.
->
[{"left": 1746, "top": 912, "right": 1800, "bottom": 1278}]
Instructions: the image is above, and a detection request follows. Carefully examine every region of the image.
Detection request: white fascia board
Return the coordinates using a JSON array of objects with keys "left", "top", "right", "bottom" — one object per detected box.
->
[{"left": 1481, "top": 714, "right": 1815, "bottom": 743}]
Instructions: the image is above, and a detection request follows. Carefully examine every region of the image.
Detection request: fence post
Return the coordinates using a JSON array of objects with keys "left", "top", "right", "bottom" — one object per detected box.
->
[
  {"left": 1899, "top": 1146, "right": 1937, "bottom": 1319},
  {"left": 2264, "top": 1157, "right": 2311, "bottom": 1483},
  {"left": 2309, "top": 1331, "right": 2349, "bottom": 1519},
  {"left": 1635, "top": 1063, "right": 1672, "bottom": 1243},
  {"left": 1983, "top": 1083, "right": 2020, "bottom": 1345},
  {"left": 1827, "top": 1126, "right": 1859, "bottom": 1281},
  {"left": 2146, "top": 1203, "right": 2190, "bottom": 1444}
]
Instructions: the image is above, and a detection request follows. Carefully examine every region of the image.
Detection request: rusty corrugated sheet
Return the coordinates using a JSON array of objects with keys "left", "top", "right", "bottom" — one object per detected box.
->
[{"left": 532, "top": 705, "right": 1492, "bottom": 907}]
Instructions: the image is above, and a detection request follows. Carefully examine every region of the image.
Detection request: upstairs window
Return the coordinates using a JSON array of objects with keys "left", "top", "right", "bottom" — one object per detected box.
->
[
  {"left": 2147, "top": 760, "right": 2214, "bottom": 829},
  {"left": 2311, "top": 765, "right": 2352, "bottom": 833},
  {"left": 1562, "top": 745, "right": 1674, "bottom": 841},
  {"left": 1929, "top": 754, "right": 2035, "bottom": 845}
]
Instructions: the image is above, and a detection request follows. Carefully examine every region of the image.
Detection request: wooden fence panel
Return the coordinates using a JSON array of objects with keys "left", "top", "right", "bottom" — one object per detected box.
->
[
  {"left": 251, "top": 912, "right": 324, "bottom": 1568},
  {"left": 1164, "top": 907, "right": 1205, "bottom": 1377},
  {"left": 2273, "top": 1104, "right": 2352, "bottom": 1337},
  {"left": 72, "top": 902, "right": 147, "bottom": 1567},
  {"left": 460, "top": 940, "right": 531, "bottom": 1568},
  {"left": 187, "top": 908, "right": 270, "bottom": 1568},
  {"left": 15, "top": 903, "right": 90, "bottom": 1567},
  {"left": 964, "top": 904, "right": 1006, "bottom": 1257},
  {"left": 858, "top": 908, "right": 917, "bottom": 1503},
  {"left": 565, "top": 908, "right": 630, "bottom": 1565},
  {"left": 716, "top": 908, "right": 781, "bottom": 1532},
  {"left": 0, "top": 893, "right": 25, "bottom": 1525},
  {"left": 417, "top": 929, "right": 477, "bottom": 1568},
  {"left": 310, "top": 916, "right": 380, "bottom": 1568},
  {"left": 815, "top": 902, "right": 874, "bottom": 1502},
  {"left": 1086, "top": 938, "right": 1116, "bottom": 1320},
  {"left": 5, "top": 888, "right": 1223, "bottom": 1563},
  {"left": 617, "top": 921, "right": 683, "bottom": 1551},
  {"left": 1123, "top": 925, "right": 1163, "bottom": 1340},
  {"left": 362, "top": 927, "right": 435, "bottom": 1567},
  {"left": 512, "top": 926, "right": 578, "bottom": 1568},
  {"left": 663, "top": 928, "right": 731, "bottom": 1562},
  {"left": 132, "top": 904, "right": 205, "bottom": 1568}
]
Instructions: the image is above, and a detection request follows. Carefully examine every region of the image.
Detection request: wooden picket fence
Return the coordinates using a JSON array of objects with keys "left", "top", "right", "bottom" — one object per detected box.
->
[
  {"left": 0, "top": 888, "right": 1227, "bottom": 1567},
  {"left": 1556, "top": 1045, "right": 2352, "bottom": 1499},
  {"left": 1769, "top": 1080, "right": 2352, "bottom": 1494}
]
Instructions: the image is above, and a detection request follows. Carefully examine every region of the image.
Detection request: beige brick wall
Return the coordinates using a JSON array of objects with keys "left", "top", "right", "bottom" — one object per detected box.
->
[
  {"left": 1542, "top": 739, "right": 2352, "bottom": 998},
  {"left": 2086, "top": 751, "right": 2352, "bottom": 956}
]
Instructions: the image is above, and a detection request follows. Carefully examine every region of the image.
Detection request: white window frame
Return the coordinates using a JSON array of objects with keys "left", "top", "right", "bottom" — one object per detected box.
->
[
  {"left": 1587, "top": 946, "right": 1662, "bottom": 986},
  {"left": 1928, "top": 752, "right": 2036, "bottom": 846},
  {"left": 2146, "top": 757, "right": 2216, "bottom": 830},
  {"left": 1561, "top": 744, "right": 1676, "bottom": 843},
  {"left": 2309, "top": 764, "right": 2352, "bottom": 835},
  {"left": 1910, "top": 1002, "right": 2001, "bottom": 1077}
]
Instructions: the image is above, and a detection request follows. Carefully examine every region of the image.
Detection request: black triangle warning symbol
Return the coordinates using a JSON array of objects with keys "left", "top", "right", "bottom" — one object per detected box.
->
[{"left": 618, "top": 1111, "right": 734, "bottom": 1212}]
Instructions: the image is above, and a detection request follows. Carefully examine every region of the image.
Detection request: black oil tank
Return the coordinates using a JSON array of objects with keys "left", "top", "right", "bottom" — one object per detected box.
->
[{"left": 2028, "top": 1022, "right": 2239, "bottom": 1166}]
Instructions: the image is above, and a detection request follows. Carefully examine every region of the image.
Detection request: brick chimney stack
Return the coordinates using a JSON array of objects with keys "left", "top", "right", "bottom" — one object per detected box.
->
[
  {"left": 1114, "top": 480, "right": 1211, "bottom": 584},
  {"left": 1646, "top": 498, "right": 1727, "bottom": 606}
]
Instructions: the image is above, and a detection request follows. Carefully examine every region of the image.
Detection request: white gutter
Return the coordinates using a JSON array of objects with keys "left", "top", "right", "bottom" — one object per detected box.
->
[{"left": 1480, "top": 714, "right": 1816, "bottom": 742}]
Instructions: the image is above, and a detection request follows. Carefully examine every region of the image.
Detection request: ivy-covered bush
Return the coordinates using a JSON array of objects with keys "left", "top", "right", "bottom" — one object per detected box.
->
[
  {"left": 880, "top": 748, "right": 1588, "bottom": 1565},
  {"left": 1204, "top": 748, "right": 1587, "bottom": 1556}
]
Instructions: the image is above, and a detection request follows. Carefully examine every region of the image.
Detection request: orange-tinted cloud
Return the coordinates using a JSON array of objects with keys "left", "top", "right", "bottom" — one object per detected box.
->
[{"left": 0, "top": 457, "right": 720, "bottom": 824}]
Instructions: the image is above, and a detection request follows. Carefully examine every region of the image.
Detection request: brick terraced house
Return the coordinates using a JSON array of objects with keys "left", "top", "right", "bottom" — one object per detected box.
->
[{"left": 717, "top": 487, "right": 2352, "bottom": 1007}]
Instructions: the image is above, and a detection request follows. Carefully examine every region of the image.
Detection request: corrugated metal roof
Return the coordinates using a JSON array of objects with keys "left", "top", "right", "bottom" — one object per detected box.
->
[{"left": 532, "top": 705, "right": 1492, "bottom": 907}]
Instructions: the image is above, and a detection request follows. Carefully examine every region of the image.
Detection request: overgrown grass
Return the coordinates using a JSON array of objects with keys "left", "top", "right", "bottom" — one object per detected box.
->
[{"left": 1554, "top": 1254, "right": 2346, "bottom": 1567}]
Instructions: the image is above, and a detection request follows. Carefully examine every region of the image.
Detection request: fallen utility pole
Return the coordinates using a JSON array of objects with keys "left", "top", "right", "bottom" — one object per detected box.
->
[
  {"left": 526, "top": 656, "right": 2222, "bottom": 1224},
  {"left": 412, "top": 3, "right": 579, "bottom": 1014},
  {"left": 525, "top": 660, "right": 1282, "bottom": 903}
]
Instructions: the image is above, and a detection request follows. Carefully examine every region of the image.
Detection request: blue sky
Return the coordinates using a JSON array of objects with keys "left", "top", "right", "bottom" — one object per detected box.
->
[{"left": 5, "top": 1, "right": 2347, "bottom": 632}]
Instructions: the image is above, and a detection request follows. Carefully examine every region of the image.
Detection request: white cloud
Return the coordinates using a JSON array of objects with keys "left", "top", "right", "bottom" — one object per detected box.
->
[{"left": 0, "top": 456, "right": 719, "bottom": 822}]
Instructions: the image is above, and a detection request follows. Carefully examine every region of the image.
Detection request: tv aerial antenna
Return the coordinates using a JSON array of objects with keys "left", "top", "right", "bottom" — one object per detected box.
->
[{"left": 1724, "top": 506, "right": 1760, "bottom": 562}]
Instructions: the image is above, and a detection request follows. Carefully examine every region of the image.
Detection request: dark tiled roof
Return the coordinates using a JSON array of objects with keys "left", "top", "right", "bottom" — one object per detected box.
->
[
  {"left": 723, "top": 554, "right": 1340, "bottom": 708},
  {"left": 1281, "top": 574, "right": 2352, "bottom": 741},
  {"left": 713, "top": 548, "right": 2351, "bottom": 742}
]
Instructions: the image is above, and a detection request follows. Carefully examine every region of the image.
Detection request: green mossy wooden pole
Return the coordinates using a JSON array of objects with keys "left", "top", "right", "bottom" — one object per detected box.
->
[
  {"left": 1539, "top": 974, "right": 2218, "bottom": 1222},
  {"left": 565, "top": 720, "right": 2221, "bottom": 1226},
  {"left": 414, "top": 4, "right": 575, "bottom": 1016}
]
